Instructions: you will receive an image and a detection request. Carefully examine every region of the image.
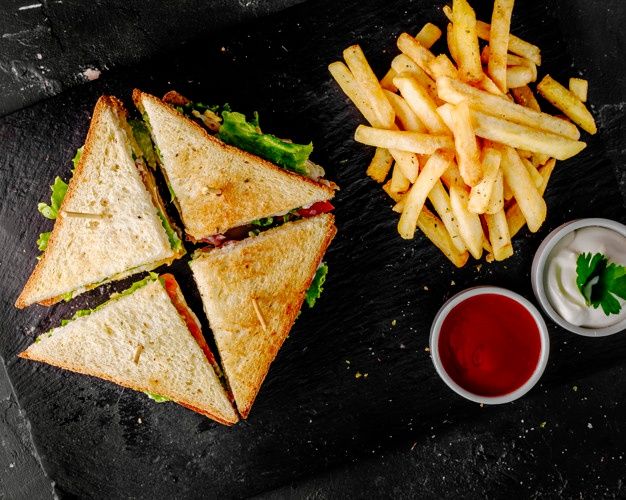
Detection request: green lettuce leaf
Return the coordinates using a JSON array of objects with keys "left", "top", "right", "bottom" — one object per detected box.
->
[
  {"left": 251, "top": 217, "right": 274, "bottom": 227},
  {"left": 37, "top": 232, "right": 51, "bottom": 251},
  {"left": 218, "top": 111, "right": 312, "bottom": 175},
  {"left": 71, "top": 147, "right": 83, "bottom": 172},
  {"left": 304, "top": 263, "right": 328, "bottom": 308},
  {"left": 158, "top": 211, "right": 183, "bottom": 252},
  {"left": 129, "top": 119, "right": 158, "bottom": 169},
  {"left": 145, "top": 392, "right": 170, "bottom": 403},
  {"left": 37, "top": 176, "right": 68, "bottom": 220}
]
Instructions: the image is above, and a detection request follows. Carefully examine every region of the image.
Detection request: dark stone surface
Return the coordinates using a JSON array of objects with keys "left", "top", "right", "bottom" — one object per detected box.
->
[{"left": 0, "top": 0, "right": 624, "bottom": 498}]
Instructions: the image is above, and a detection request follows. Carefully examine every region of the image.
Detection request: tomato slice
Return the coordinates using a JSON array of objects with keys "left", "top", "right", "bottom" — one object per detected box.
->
[
  {"left": 297, "top": 200, "right": 335, "bottom": 218},
  {"left": 161, "top": 274, "right": 216, "bottom": 366}
]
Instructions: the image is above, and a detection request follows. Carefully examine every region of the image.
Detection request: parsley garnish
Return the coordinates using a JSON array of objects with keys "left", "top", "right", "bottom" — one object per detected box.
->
[{"left": 576, "top": 252, "right": 626, "bottom": 316}]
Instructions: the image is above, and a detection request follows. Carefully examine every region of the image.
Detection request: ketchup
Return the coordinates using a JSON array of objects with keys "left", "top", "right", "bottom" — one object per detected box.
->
[{"left": 438, "top": 294, "right": 541, "bottom": 397}]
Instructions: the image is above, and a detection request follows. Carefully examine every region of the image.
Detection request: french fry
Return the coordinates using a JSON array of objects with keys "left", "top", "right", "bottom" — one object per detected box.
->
[
  {"left": 507, "top": 158, "right": 556, "bottom": 236},
  {"left": 449, "top": 101, "right": 483, "bottom": 186},
  {"left": 470, "top": 109, "right": 586, "bottom": 160},
  {"left": 485, "top": 209, "right": 513, "bottom": 261},
  {"left": 569, "top": 77, "right": 588, "bottom": 102},
  {"left": 383, "top": 180, "right": 404, "bottom": 203},
  {"left": 394, "top": 76, "right": 450, "bottom": 135},
  {"left": 366, "top": 147, "right": 394, "bottom": 183},
  {"left": 506, "top": 65, "right": 535, "bottom": 89},
  {"left": 510, "top": 85, "right": 541, "bottom": 112},
  {"left": 389, "top": 163, "right": 410, "bottom": 194},
  {"left": 355, "top": 125, "right": 454, "bottom": 154},
  {"left": 477, "top": 74, "right": 506, "bottom": 95},
  {"left": 452, "top": 0, "right": 483, "bottom": 83},
  {"left": 428, "top": 181, "right": 467, "bottom": 252},
  {"left": 520, "top": 155, "right": 543, "bottom": 188},
  {"left": 437, "top": 76, "right": 580, "bottom": 139},
  {"left": 450, "top": 183, "right": 484, "bottom": 259},
  {"left": 343, "top": 45, "right": 396, "bottom": 128},
  {"left": 468, "top": 147, "right": 501, "bottom": 213},
  {"left": 380, "top": 68, "right": 398, "bottom": 92},
  {"left": 446, "top": 23, "right": 459, "bottom": 64},
  {"left": 384, "top": 90, "right": 427, "bottom": 132},
  {"left": 391, "top": 54, "right": 437, "bottom": 95},
  {"left": 531, "top": 152, "right": 550, "bottom": 167},
  {"left": 537, "top": 75, "right": 597, "bottom": 134},
  {"left": 415, "top": 22, "right": 442, "bottom": 49},
  {"left": 329, "top": 61, "right": 381, "bottom": 126},
  {"left": 499, "top": 145, "right": 546, "bottom": 232},
  {"left": 487, "top": 0, "right": 514, "bottom": 92},
  {"left": 398, "top": 152, "right": 451, "bottom": 239},
  {"left": 397, "top": 33, "right": 436, "bottom": 79},
  {"left": 485, "top": 169, "right": 504, "bottom": 214},
  {"left": 429, "top": 54, "right": 458, "bottom": 79},
  {"left": 389, "top": 149, "right": 420, "bottom": 183},
  {"left": 482, "top": 46, "right": 537, "bottom": 80},
  {"left": 417, "top": 207, "right": 470, "bottom": 268},
  {"left": 503, "top": 175, "right": 514, "bottom": 201}
]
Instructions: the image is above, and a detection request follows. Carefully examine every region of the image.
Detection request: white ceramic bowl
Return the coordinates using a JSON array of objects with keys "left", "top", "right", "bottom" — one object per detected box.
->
[
  {"left": 531, "top": 218, "right": 626, "bottom": 337},
  {"left": 430, "top": 286, "right": 550, "bottom": 405}
]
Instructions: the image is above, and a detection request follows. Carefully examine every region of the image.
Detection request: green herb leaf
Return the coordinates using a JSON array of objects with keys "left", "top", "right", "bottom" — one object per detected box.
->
[
  {"left": 218, "top": 111, "right": 312, "bottom": 175},
  {"left": 37, "top": 176, "right": 68, "bottom": 220},
  {"left": 304, "top": 263, "right": 328, "bottom": 308},
  {"left": 576, "top": 252, "right": 626, "bottom": 316},
  {"left": 37, "top": 232, "right": 51, "bottom": 252}
]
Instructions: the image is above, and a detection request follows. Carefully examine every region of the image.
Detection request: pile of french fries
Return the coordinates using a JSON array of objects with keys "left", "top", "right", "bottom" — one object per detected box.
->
[{"left": 329, "top": 0, "right": 597, "bottom": 267}]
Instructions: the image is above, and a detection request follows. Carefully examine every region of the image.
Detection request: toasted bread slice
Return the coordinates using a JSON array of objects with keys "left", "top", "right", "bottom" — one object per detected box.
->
[
  {"left": 189, "top": 214, "right": 337, "bottom": 418},
  {"left": 133, "top": 89, "right": 335, "bottom": 240},
  {"left": 19, "top": 275, "right": 238, "bottom": 425},
  {"left": 16, "top": 96, "right": 184, "bottom": 308}
]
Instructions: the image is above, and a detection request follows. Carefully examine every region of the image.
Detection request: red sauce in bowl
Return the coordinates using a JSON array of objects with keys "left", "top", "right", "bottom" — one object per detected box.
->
[{"left": 438, "top": 294, "right": 542, "bottom": 397}]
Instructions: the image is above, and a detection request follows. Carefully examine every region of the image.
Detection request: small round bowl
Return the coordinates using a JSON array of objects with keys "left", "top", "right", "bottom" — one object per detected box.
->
[
  {"left": 531, "top": 218, "right": 626, "bottom": 338},
  {"left": 430, "top": 286, "right": 550, "bottom": 405}
]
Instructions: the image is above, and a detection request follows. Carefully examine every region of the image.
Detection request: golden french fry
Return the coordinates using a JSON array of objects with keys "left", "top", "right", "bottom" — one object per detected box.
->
[
  {"left": 483, "top": 45, "right": 537, "bottom": 78},
  {"left": 366, "top": 147, "right": 394, "bottom": 183},
  {"left": 329, "top": 61, "right": 381, "bottom": 126},
  {"left": 384, "top": 90, "right": 427, "bottom": 132},
  {"left": 389, "top": 149, "right": 419, "bottom": 183},
  {"left": 394, "top": 76, "right": 450, "bottom": 134},
  {"left": 428, "top": 181, "right": 467, "bottom": 253},
  {"left": 477, "top": 74, "right": 506, "bottom": 95},
  {"left": 436, "top": 76, "right": 580, "bottom": 139},
  {"left": 485, "top": 209, "right": 513, "bottom": 261},
  {"left": 499, "top": 145, "right": 546, "bottom": 232},
  {"left": 415, "top": 23, "right": 442, "bottom": 49},
  {"left": 397, "top": 33, "right": 436, "bottom": 79},
  {"left": 343, "top": 45, "right": 395, "bottom": 129},
  {"left": 380, "top": 68, "right": 398, "bottom": 92},
  {"left": 569, "top": 77, "right": 588, "bottom": 102},
  {"left": 398, "top": 152, "right": 451, "bottom": 239},
  {"left": 487, "top": 0, "right": 514, "bottom": 92},
  {"left": 417, "top": 206, "right": 470, "bottom": 268},
  {"left": 468, "top": 147, "right": 501, "bottom": 213},
  {"left": 355, "top": 125, "right": 454, "bottom": 154},
  {"left": 450, "top": 183, "right": 484, "bottom": 259},
  {"left": 452, "top": 0, "right": 483, "bottom": 83},
  {"left": 429, "top": 54, "right": 458, "bottom": 79},
  {"left": 383, "top": 179, "right": 404, "bottom": 203},
  {"left": 503, "top": 174, "right": 514, "bottom": 201},
  {"left": 485, "top": 169, "right": 504, "bottom": 214},
  {"left": 506, "top": 65, "right": 535, "bottom": 88},
  {"left": 450, "top": 100, "right": 483, "bottom": 186},
  {"left": 446, "top": 23, "right": 459, "bottom": 64},
  {"left": 510, "top": 85, "right": 541, "bottom": 111},
  {"left": 470, "top": 109, "right": 586, "bottom": 160},
  {"left": 389, "top": 163, "right": 410, "bottom": 194},
  {"left": 531, "top": 152, "right": 550, "bottom": 167},
  {"left": 537, "top": 75, "right": 597, "bottom": 134},
  {"left": 391, "top": 55, "right": 437, "bottom": 95},
  {"left": 520, "top": 155, "right": 543, "bottom": 188},
  {"left": 507, "top": 158, "right": 556, "bottom": 236}
]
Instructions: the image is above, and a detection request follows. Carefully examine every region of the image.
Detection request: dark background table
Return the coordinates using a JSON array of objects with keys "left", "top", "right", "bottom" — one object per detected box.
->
[{"left": 0, "top": 0, "right": 625, "bottom": 498}]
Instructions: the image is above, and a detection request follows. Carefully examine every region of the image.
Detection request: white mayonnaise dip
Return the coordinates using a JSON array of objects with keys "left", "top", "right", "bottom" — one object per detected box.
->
[{"left": 545, "top": 226, "right": 626, "bottom": 328}]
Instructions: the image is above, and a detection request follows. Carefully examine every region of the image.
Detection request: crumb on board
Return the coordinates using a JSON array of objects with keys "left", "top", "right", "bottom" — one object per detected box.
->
[
  {"left": 82, "top": 67, "right": 101, "bottom": 81},
  {"left": 391, "top": 319, "right": 397, "bottom": 326}
]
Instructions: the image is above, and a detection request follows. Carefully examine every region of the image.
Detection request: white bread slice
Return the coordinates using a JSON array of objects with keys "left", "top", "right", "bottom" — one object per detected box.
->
[
  {"left": 133, "top": 89, "right": 335, "bottom": 240},
  {"left": 19, "top": 277, "right": 238, "bottom": 425},
  {"left": 16, "top": 96, "right": 184, "bottom": 308},
  {"left": 189, "top": 214, "right": 337, "bottom": 418}
]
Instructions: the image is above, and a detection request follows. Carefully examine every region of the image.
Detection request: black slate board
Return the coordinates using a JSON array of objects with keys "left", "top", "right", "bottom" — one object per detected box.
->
[{"left": 0, "top": 0, "right": 625, "bottom": 497}]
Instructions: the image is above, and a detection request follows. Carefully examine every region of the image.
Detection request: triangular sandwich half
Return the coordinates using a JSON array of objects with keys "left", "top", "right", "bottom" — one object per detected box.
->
[
  {"left": 133, "top": 89, "right": 336, "bottom": 242},
  {"left": 189, "top": 213, "right": 336, "bottom": 418},
  {"left": 16, "top": 96, "right": 184, "bottom": 308},
  {"left": 19, "top": 274, "right": 238, "bottom": 425}
]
